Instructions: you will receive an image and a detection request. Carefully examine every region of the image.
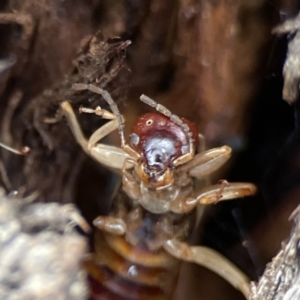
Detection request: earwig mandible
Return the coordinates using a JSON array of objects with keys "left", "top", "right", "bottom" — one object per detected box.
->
[{"left": 61, "top": 84, "right": 256, "bottom": 299}]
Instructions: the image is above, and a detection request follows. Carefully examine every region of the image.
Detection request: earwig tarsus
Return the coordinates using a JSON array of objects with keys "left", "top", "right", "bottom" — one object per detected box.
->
[{"left": 61, "top": 85, "right": 256, "bottom": 299}]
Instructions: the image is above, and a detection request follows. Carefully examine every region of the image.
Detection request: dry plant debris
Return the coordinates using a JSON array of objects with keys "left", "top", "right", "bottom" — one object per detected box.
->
[
  {"left": 249, "top": 204, "right": 300, "bottom": 300},
  {"left": 274, "top": 12, "right": 300, "bottom": 104},
  {"left": 0, "top": 189, "right": 88, "bottom": 300}
]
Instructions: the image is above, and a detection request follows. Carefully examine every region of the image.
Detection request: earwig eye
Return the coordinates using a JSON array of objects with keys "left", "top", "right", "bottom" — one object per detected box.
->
[
  {"left": 181, "top": 145, "right": 189, "bottom": 154},
  {"left": 146, "top": 119, "right": 153, "bottom": 126},
  {"left": 130, "top": 133, "right": 140, "bottom": 146}
]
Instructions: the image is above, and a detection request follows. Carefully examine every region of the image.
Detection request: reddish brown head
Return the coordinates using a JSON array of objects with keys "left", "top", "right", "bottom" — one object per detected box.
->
[{"left": 130, "top": 113, "right": 199, "bottom": 188}]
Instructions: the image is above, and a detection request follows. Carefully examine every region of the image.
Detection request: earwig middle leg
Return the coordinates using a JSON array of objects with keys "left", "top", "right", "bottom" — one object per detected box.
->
[
  {"left": 72, "top": 83, "right": 141, "bottom": 161},
  {"left": 196, "top": 182, "right": 257, "bottom": 205},
  {"left": 169, "top": 182, "right": 256, "bottom": 214},
  {"left": 93, "top": 216, "right": 126, "bottom": 235},
  {"left": 163, "top": 239, "right": 250, "bottom": 298}
]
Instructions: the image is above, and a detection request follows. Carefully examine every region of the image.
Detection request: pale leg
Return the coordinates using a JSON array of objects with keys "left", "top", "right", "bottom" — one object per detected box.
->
[
  {"left": 60, "top": 101, "right": 129, "bottom": 170},
  {"left": 163, "top": 239, "right": 250, "bottom": 298},
  {"left": 169, "top": 181, "right": 256, "bottom": 214},
  {"left": 93, "top": 216, "right": 126, "bottom": 235},
  {"left": 196, "top": 182, "right": 257, "bottom": 205},
  {"left": 179, "top": 146, "right": 232, "bottom": 178}
]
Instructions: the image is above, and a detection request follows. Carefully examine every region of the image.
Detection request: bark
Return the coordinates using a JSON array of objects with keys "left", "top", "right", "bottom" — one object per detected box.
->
[
  {"left": 250, "top": 204, "right": 300, "bottom": 300},
  {"left": 274, "top": 11, "right": 300, "bottom": 104}
]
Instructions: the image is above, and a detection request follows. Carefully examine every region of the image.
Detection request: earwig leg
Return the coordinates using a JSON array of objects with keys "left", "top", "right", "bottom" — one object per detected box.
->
[
  {"left": 60, "top": 101, "right": 88, "bottom": 149},
  {"left": 173, "top": 152, "right": 194, "bottom": 167},
  {"left": 171, "top": 180, "right": 255, "bottom": 219},
  {"left": 79, "top": 105, "right": 116, "bottom": 120},
  {"left": 178, "top": 146, "right": 232, "bottom": 178},
  {"left": 198, "top": 133, "right": 206, "bottom": 152},
  {"left": 196, "top": 182, "right": 257, "bottom": 205},
  {"left": 169, "top": 197, "right": 198, "bottom": 214},
  {"left": 88, "top": 119, "right": 119, "bottom": 148},
  {"left": 163, "top": 239, "right": 250, "bottom": 298},
  {"left": 122, "top": 159, "right": 142, "bottom": 200},
  {"left": 93, "top": 216, "right": 126, "bottom": 235},
  {"left": 61, "top": 101, "right": 129, "bottom": 171},
  {"left": 73, "top": 83, "right": 141, "bottom": 161},
  {"left": 88, "top": 120, "right": 133, "bottom": 170},
  {"left": 62, "top": 204, "right": 91, "bottom": 234}
]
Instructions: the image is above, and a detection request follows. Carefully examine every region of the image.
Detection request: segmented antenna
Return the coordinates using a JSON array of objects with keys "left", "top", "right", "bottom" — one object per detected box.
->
[
  {"left": 72, "top": 83, "right": 126, "bottom": 146},
  {"left": 140, "top": 94, "right": 194, "bottom": 154}
]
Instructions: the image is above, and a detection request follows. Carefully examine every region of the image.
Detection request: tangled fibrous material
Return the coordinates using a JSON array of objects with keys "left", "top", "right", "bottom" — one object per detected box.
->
[
  {"left": 0, "top": 189, "right": 89, "bottom": 300},
  {"left": 249, "top": 205, "right": 300, "bottom": 300},
  {"left": 273, "top": 12, "right": 300, "bottom": 104}
]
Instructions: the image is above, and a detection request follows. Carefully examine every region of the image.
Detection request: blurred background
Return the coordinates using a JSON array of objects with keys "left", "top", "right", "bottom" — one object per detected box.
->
[{"left": 0, "top": 0, "right": 300, "bottom": 299}]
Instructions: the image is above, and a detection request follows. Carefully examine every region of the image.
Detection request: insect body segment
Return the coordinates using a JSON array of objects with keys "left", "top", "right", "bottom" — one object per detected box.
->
[{"left": 61, "top": 85, "right": 256, "bottom": 299}]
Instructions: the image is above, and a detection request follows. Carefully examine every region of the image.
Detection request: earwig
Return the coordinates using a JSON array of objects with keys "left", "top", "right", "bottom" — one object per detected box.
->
[{"left": 61, "top": 85, "right": 256, "bottom": 299}]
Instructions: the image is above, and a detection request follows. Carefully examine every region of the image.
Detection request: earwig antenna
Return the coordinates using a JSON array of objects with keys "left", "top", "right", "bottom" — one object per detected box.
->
[
  {"left": 0, "top": 142, "right": 30, "bottom": 155},
  {"left": 72, "top": 83, "right": 126, "bottom": 147},
  {"left": 140, "top": 94, "right": 194, "bottom": 154}
]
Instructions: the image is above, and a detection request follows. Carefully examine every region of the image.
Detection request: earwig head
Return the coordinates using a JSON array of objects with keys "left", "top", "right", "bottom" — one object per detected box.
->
[
  {"left": 130, "top": 113, "right": 198, "bottom": 189},
  {"left": 74, "top": 85, "right": 200, "bottom": 189}
]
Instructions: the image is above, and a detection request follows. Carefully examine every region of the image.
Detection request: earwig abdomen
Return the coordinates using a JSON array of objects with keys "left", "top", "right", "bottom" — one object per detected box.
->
[{"left": 84, "top": 230, "right": 181, "bottom": 300}]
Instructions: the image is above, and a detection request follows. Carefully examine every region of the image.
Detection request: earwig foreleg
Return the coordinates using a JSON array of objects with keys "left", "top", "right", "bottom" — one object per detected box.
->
[
  {"left": 61, "top": 101, "right": 129, "bottom": 171},
  {"left": 61, "top": 204, "right": 91, "bottom": 233},
  {"left": 178, "top": 146, "right": 232, "bottom": 178},
  {"left": 121, "top": 158, "right": 141, "bottom": 200},
  {"left": 60, "top": 101, "right": 88, "bottom": 149},
  {"left": 163, "top": 239, "right": 250, "bottom": 298},
  {"left": 169, "top": 197, "right": 198, "bottom": 214},
  {"left": 196, "top": 182, "right": 257, "bottom": 205},
  {"left": 73, "top": 83, "right": 141, "bottom": 161},
  {"left": 79, "top": 106, "right": 116, "bottom": 120},
  {"left": 93, "top": 216, "right": 126, "bottom": 235}
]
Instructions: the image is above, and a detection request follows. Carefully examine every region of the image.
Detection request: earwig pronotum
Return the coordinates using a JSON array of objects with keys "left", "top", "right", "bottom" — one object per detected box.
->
[{"left": 61, "top": 84, "right": 256, "bottom": 299}]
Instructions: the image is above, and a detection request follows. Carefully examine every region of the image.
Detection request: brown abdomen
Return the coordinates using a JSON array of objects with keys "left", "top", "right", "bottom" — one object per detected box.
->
[{"left": 83, "top": 230, "right": 180, "bottom": 300}]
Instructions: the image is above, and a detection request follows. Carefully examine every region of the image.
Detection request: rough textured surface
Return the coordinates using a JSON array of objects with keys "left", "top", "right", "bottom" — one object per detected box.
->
[
  {"left": 1, "top": 33, "right": 130, "bottom": 202},
  {"left": 274, "top": 12, "right": 300, "bottom": 104},
  {"left": 0, "top": 189, "right": 89, "bottom": 300},
  {"left": 249, "top": 204, "right": 300, "bottom": 300},
  {"left": 0, "top": 2, "right": 298, "bottom": 300}
]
